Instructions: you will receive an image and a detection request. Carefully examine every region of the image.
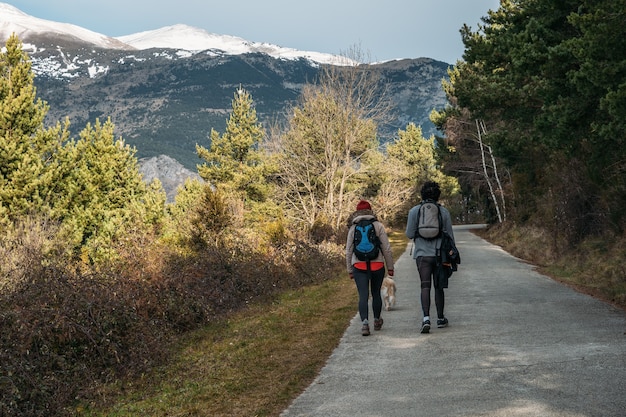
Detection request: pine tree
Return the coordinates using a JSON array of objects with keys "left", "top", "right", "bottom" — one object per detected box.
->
[
  {"left": 445, "top": 0, "right": 626, "bottom": 234},
  {"left": 0, "top": 34, "right": 66, "bottom": 224},
  {"left": 0, "top": 35, "right": 165, "bottom": 261},
  {"left": 196, "top": 87, "right": 267, "bottom": 201},
  {"left": 384, "top": 123, "right": 459, "bottom": 215},
  {"left": 54, "top": 118, "right": 165, "bottom": 260}
]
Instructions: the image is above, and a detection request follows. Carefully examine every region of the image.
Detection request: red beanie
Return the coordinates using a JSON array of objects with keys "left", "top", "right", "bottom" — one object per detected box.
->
[{"left": 356, "top": 200, "right": 371, "bottom": 211}]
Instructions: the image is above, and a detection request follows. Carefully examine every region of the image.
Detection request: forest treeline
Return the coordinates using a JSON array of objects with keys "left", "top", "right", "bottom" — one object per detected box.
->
[
  {"left": 430, "top": 0, "right": 625, "bottom": 311},
  {"left": 433, "top": 0, "right": 625, "bottom": 243}
]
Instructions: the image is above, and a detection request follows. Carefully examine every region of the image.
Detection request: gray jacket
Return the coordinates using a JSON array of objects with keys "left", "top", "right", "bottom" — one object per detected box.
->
[{"left": 405, "top": 202, "right": 455, "bottom": 258}]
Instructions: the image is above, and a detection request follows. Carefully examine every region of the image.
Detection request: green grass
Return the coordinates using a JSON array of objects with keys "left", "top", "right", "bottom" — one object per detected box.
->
[{"left": 79, "top": 231, "right": 409, "bottom": 417}]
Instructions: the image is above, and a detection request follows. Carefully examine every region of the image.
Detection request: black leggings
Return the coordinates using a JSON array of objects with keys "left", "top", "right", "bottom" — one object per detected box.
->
[
  {"left": 416, "top": 256, "right": 445, "bottom": 319},
  {"left": 353, "top": 267, "right": 385, "bottom": 322}
]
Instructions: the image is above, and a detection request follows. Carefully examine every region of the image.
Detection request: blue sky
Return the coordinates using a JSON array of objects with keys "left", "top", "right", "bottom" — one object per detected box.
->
[{"left": 7, "top": 0, "right": 500, "bottom": 63}]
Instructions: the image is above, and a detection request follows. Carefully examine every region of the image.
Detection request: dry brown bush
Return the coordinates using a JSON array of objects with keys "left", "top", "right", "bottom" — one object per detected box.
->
[
  {"left": 479, "top": 221, "right": 559, "bottom": 264},
  {"left": 0, "top": 219, "right": 342, "bottom": 416}
]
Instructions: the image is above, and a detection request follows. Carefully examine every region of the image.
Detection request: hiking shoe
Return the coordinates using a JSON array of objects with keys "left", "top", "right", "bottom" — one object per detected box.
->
[
  {"left": 361, "top": 323, "right": 371, "bottom": 336},
  {"left": 420, "top": 320, "right": 431, "bottom": 334},
  {"left": 374, "top": 318, "right": 384, "bottom": 331},
  {"left": 437, "top": 318, "right": 449, "bottom": 328}
]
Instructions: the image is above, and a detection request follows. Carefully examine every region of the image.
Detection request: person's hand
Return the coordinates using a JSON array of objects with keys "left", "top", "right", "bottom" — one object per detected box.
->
[
  {"left": 349, "top": 272, "right": 354, "bottom": 280},
  {"left": 388, "top": 269, "right": 394, "bottom": 277}
]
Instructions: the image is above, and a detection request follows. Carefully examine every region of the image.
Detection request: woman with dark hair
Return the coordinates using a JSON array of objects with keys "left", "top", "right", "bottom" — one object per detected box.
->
[
  {"left": 346, "top": 200, "right": 395, "bottom": 336},
  {"left": 405, "top": 181, "right": 455, "bottom": 333}
]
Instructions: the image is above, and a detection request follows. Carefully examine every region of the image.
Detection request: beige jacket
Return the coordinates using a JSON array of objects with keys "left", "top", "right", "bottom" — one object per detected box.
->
[{"left": 345, "top": 211, "right": 394, "bottom": 274}]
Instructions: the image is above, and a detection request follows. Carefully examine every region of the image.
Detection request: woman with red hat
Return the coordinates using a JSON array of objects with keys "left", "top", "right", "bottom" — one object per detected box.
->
[{"left": 345, "top": 200, "right": 395, "bottom": 336}]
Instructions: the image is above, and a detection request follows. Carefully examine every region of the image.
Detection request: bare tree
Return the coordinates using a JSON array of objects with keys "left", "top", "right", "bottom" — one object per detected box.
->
[
  {"left": 476, "top": 119, "right": 507, "bottom": 222},
  {"left": 434, "top": 105, "right": 509, "bottom": 223},
  {"left": 268, "top": 46, "right": 393, "bottom": 235}
]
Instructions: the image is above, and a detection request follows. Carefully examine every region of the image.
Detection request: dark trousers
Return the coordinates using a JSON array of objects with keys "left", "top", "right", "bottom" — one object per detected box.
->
[
  {"left": 416, "top": 256, "right": 445, "bottom": 319},
  {"left": 353, "top": 267, "right": 385, "bottom": 322}
]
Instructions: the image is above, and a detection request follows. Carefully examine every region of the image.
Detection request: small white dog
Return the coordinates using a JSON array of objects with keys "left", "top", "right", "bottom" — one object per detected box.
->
[{"left": 381, "top": 276, "right": 397, "bottom": 311}]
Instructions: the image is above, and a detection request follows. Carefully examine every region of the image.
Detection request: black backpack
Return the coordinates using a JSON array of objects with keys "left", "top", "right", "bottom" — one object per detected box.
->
[
  {"left": 353, "top": 219, "right": 380, "bottom": 261},
  {"left": 415, "top": 200, "right": 442, "bottom": 240}
]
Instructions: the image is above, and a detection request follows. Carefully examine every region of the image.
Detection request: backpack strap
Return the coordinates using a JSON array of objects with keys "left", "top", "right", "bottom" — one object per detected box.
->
[
  {"left": 437, "top": 202, "right": 443, "bottom": 236},
  {"left": 413, "top": 203, "right": 423, "bottom": 239}
]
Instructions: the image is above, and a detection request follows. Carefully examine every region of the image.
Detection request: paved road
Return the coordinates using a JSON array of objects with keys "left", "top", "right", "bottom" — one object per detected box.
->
[{"left": 281, "top": 225, "right": 626, "bottom": 417}]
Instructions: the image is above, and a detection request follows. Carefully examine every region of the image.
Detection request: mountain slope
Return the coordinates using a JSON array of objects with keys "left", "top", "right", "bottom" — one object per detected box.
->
[
  {"left": 31, "top": 48, "right": 449, "bottom": 169},
  {"left": 1, "top": 3, "right": 450, "bottom": 190}
]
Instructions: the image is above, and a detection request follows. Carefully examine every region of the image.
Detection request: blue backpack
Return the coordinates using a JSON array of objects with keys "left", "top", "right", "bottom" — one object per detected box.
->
[{"left": 353, "top": 219, "right": 380, "bottom": 261}]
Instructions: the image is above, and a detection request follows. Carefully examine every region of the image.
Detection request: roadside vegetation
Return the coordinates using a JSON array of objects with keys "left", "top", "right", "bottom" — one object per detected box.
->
[
  {"left": 2, "top": 1, "right": 625, "bottom": 415},
  {"left": 77, "top": 231, "right": 407, "bottom": 417},
  {"left": 477, "top": 224, "right": 626, "bottom": 310}
]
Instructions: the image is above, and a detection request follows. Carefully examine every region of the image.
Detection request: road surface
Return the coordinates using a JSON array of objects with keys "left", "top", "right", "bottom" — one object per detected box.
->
[{"left": 281, "top": 225, "right": 626, "bottom": 417}]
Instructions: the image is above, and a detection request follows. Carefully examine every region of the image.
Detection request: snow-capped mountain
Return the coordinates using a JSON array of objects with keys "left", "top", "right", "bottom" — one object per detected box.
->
[
  {"left": 0, "top": 3, "right": 130, "bottom": 49},
  {"left": 116, "top": 24, "right": 352, "bottom": 65},
  {"left": 0, "top": 3, "right": 349, "bottom": 65}
]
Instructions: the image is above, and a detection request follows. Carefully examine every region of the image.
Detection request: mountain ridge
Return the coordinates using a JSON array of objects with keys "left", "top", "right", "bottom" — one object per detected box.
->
[
  {"left": 0, "top": 3, "right": 132, "bottom": 50},
  {"left": 0, "top": 2, "right": 354, "bottom": 65}
]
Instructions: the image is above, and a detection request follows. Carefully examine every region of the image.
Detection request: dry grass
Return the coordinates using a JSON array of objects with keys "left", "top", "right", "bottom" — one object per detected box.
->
[
  {"left": 83, "top": 278, "right": 356, "bottom": 417},
  {"left": 79, "top": 230, "right": 409, "bottom": 417}
]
